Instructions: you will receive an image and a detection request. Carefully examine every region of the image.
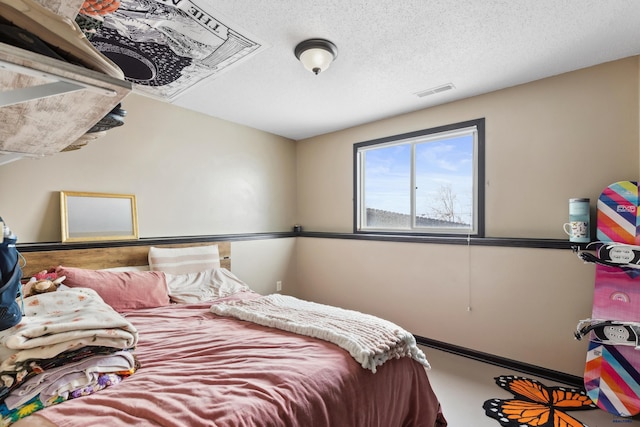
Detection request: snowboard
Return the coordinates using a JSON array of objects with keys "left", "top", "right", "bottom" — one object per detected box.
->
[{"left": 580, "top": 181, "right": 640, "bottom": 417}]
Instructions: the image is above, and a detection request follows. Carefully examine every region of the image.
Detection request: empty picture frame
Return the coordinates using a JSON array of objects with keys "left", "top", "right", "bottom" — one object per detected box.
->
[{"left": 60, "top": 191, "right": 139, "bottom": 243}]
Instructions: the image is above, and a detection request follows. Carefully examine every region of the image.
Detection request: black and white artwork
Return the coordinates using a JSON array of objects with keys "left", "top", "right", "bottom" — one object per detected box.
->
[{"left": 77, "top": 0, "right": 266, "bottom": 100}]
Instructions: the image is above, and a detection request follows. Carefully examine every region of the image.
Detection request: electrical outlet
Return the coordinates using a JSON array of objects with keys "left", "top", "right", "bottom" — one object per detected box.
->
[{"left": 276, "top": 281, "right": 282, "bottom": 292}]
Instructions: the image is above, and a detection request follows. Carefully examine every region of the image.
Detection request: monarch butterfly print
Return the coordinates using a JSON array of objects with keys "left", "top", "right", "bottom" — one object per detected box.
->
[{"left": 483, "top": 375, "right": 596, "bottom": 427}]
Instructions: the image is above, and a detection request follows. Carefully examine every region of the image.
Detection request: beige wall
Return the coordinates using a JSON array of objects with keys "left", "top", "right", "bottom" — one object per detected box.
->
[
  {"left": 297, "top": 57, "right": 640, "bottom": 237},
  {"left": 0, "top": 94, "right": 298, "bottom": 294},
  {"left": 1, "top": 56, "right": 638, "bottom": 377},
  {"left": 293, "top": 57, "right": 640, "bottom": 376},
  {"left": 231, "top": 238, "right": 297, "bottom": 295},
  {"left": 294, "top": 238, "right": 595, "bottom": 375},
  {"left": 0, "top": 93, "right": 297, "bottom": 242}
]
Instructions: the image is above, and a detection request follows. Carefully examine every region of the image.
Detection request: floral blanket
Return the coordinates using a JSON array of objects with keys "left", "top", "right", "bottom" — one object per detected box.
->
[
  {"left": 0, "top": 288, "right": 138, "bottom": 372},
  {"left": 0, "top": 288, "right": 139, "bottom": 425}
]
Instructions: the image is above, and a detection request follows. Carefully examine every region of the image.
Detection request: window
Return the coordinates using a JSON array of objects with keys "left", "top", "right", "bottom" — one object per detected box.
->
[{"left": 354, "top": 118, "right": 485, "bottom": 237}]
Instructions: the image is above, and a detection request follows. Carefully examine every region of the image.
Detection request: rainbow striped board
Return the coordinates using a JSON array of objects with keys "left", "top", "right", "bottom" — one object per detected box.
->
[
  {"left": 597, "top": 181, "right": 640, "bottom": 245},
  {"left": 584, "top": 181, "right": 640, "bottom": 416}
]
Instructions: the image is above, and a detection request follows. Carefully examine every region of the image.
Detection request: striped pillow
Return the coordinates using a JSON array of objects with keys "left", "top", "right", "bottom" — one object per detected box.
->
[{"left": 148, "top": 245, "right": 220, "bottom": 275}]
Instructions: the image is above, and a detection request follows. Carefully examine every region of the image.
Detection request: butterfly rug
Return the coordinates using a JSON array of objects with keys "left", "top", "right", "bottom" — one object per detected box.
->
[{"left": 483, "top": 375, "right": 596, "bottom": 427}]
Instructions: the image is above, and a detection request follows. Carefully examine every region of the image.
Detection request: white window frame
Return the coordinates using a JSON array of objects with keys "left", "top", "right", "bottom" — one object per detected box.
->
[{"left": 354, "top": 118, "right": 485, "bottom": 237}]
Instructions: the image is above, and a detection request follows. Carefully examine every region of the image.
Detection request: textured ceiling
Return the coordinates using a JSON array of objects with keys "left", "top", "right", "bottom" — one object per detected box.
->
[{"left": 161, "top": 1, "right": 640, "bottom": 140}]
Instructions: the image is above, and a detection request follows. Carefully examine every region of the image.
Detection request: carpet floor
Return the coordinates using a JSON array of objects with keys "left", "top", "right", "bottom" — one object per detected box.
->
[{"left": 421, "top": 346, "right": 640, "bottom": 427}]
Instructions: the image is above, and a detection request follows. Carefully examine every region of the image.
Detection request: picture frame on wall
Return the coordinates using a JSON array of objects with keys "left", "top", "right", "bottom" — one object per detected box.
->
[{"left": 60, "top": 191, "right": 139, "bottom": 243}]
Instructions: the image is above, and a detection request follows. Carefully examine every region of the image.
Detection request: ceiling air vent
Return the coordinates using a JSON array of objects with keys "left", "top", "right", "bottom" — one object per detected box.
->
[{"left": 415, "top": 83, "right": 455, "bottom": 98}]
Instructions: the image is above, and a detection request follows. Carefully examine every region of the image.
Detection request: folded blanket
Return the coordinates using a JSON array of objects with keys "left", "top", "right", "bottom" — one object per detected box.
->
[
  {"left": 0, "top": 372, "right": 126, "bottom": 426},
  {"left": 210, "top": 294, "right": 430, "bottom": 373},
  {"left": 5, "top": 350, "right": 137, "bottom": 409},
  {"left": 0, "top": 288, "right": 138, "bottom": 372},
  {"left": 0, "top": 346, "right": 127, "bottom": 405}
]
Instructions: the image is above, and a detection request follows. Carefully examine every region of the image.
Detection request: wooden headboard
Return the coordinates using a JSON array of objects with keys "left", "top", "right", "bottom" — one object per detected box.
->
[{"left": 19, "top": 241, "right": 231, "bottom": 277}]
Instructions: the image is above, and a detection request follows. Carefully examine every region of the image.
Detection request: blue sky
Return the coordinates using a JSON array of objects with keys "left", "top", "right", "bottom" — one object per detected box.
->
[{"left": 363, "top": 133, "right": 474, "bottom": 224}]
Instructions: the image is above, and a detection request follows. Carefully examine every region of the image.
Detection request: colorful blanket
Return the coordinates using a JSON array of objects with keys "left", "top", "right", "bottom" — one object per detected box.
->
[
  {"left": 0, "top": 346, "right": 130, "bottom": 405},
  {"left": 4, "top": 350, "right": 137, "bottom": 410},
  {"left": 1, "top": 371, "right": 132, "bottom": 426},
  {"left": 210, "top": 294, "right": 429, "bottom": 373},
  {"left": 0, "top": 288, "right": 138, "bottom": 372}
]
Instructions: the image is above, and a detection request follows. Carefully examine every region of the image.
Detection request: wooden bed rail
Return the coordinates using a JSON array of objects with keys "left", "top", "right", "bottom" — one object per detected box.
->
[{"left": 19, "top": 241, "right": 231, "bottom": 277}]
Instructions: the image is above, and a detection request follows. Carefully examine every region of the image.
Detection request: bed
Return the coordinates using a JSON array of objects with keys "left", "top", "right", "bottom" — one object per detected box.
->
[{"left": 6, "top": 241, "right": 447, "bottom": 427}]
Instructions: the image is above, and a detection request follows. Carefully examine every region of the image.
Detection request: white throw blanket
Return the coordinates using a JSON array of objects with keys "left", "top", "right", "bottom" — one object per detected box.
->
[
  {"left": 0, "top": 288, "right": 138, "bottom": 372},
  {"left": 210, "top": 294, "right": 430, "bottom": 373}
]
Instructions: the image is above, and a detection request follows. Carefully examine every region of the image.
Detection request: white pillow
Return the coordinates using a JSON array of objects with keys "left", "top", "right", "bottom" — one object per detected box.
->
[
  {"left": 166, "top": 268, "right": 250, "bottom": 304},
  {"left": 148, "top": 245, "right": 220, "bottom": 275}
]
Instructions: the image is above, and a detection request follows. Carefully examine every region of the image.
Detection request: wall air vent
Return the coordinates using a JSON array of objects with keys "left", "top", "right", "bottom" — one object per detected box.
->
[{"left": 415, "top": 83, "right": 455, "bottom": 98}]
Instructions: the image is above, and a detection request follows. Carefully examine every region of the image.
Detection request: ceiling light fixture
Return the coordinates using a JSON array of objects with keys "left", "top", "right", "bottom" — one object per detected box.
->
[{"left": 294, "top": 39, "right": 338, "bottom": 75}]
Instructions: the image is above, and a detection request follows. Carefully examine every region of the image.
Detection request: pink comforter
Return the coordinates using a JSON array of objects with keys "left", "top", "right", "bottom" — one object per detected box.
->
[{"left": 18, "top": 294, "right": 447, "bottom": 427}]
